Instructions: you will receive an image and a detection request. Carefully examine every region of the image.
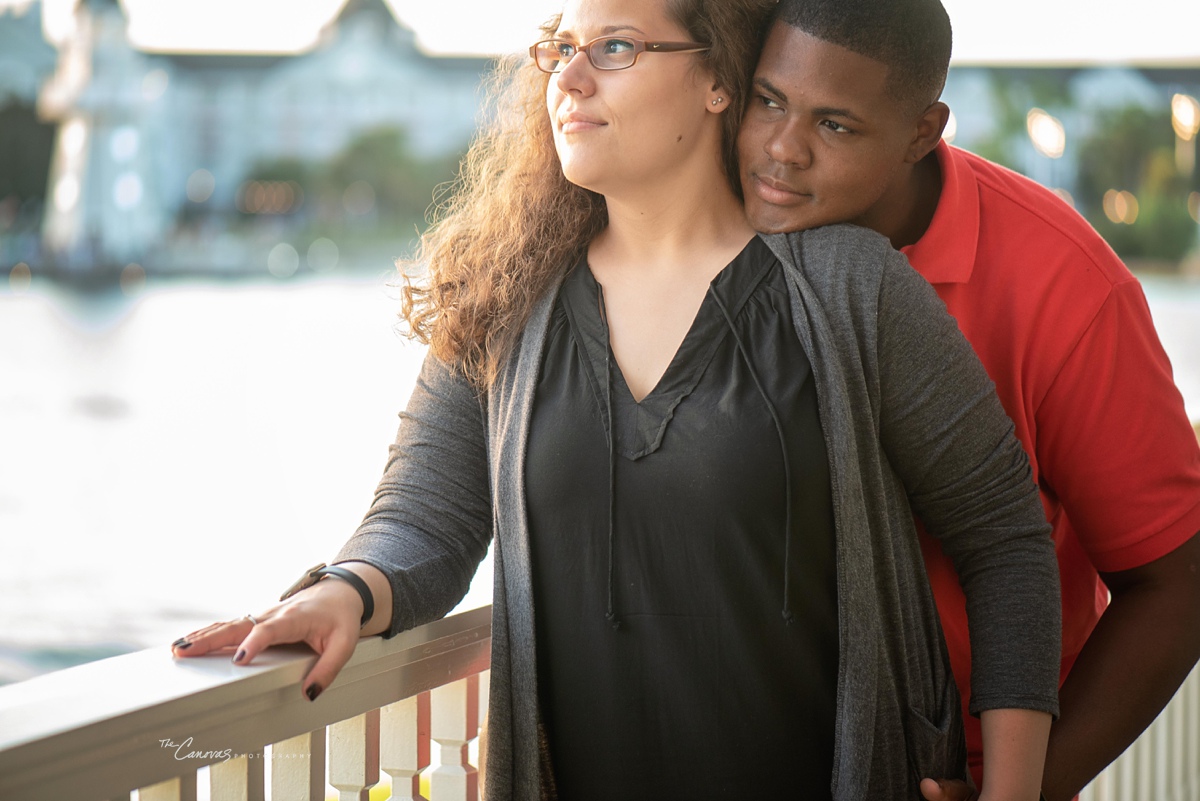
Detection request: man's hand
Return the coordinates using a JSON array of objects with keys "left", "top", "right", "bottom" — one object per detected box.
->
[{"left": 919, "top": 778, "right": 976, "bottom": 801}]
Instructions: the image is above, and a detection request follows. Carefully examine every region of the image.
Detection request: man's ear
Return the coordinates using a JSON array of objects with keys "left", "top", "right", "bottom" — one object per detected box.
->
[{"left": 905, "top": 101, "right": 950, "bottom": 164}]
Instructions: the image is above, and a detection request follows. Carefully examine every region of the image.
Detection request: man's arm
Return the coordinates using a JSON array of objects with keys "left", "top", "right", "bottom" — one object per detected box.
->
[
  {"left": 922, "top": 531, "right": 1200, "bottom": 801},
  {"left": 1040, "top": 530, "right": 1200, "bottom": 801}
]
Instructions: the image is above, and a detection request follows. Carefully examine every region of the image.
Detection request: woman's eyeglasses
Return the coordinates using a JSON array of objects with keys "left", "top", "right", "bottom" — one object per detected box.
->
[{"left": 529, "top": 37, "right": 710, "bottom": 74}]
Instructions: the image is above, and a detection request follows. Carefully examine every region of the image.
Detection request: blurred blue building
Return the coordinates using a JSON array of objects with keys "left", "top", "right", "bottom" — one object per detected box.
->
[
  {"left": 0, "top": 1, "right": 56, "bottom": 105},
  {"left": 36, "top": 0, "right": 491, "bottom": 272}
]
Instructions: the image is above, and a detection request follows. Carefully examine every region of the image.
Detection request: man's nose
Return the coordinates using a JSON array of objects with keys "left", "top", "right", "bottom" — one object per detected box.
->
[{"left": 764, "top": 125, "right": 812, "bottom": 169}]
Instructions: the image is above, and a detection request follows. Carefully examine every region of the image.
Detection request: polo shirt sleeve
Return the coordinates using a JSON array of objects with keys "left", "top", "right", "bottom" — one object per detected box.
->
[{"left": 1034, "top": 278, "right": 1200, "bottom": 574}]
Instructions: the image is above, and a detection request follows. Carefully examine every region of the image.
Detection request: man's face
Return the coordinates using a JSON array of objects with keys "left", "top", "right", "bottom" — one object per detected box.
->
[{"left": 738, "top": 23, "right": 922, "bottom": 234}]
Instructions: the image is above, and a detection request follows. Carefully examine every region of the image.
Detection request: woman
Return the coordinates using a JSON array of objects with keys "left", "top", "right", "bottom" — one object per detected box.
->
[{"left": 172, "top": 0, "right": 1060, "bottom": 798}]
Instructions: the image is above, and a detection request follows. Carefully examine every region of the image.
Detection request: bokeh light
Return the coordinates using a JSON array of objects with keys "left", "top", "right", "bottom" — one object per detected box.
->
[
  {"left": 237, "top": 180, "right": 302, "bottom": 215},
  {"left": 307, "top": 238, "right": 339, "bottom": 273},
  {"left": 1172, "top": 94, "right": 1200, "bottom": 141},
  {"left": 186, "top": 169, "right": 216, "bottom": 203},
  {"left": 1027, "top": 108, "right": 1066, "bottom": 159},
  {"left": 942, "top": 109, "right": 957, "bottom": 144},
  {"left": 267, "top": 242, "right": 300, "bottom": 278},
  {"left": 61, "top": 119, "right": 87, "bottom": 157},
  {"left": 1103, "top": 189, "right": 1139, "bottom": 225},
  {"left": 54, "top": 175, "right": 80, "bottom": 212},
  {"left": 120, "top": 263, "right": 146, "bottom": 295},
  {"left": 9, "top": 262, "right": 32, "bottom": 292},
  {"left": 1188, "top": 192, "right": 1200, "bottom": 225},
  {"left": 113, "top": 173, "right": 144, "bottom": 210},
  {"left": 141, "top": 68, "right": 169, "bottom": 102},
  {"left": 110, "top": 127, "right": 140, "bottom": 162},
  {"left": 1052, "top": 188, "right": 1075, "bottom": 208},
  {"left": 342, "top": 181, "right": 376, "bottom": 216}
]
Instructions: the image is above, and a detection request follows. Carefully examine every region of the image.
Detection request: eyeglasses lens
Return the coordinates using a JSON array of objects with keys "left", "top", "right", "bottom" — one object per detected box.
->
[{"left": 533, "top": 39, "right": 637, "bottom": 73}]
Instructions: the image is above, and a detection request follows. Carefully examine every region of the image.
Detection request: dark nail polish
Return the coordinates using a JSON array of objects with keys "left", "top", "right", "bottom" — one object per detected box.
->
[
  {"left": 172, "top": 638, "right": 189, "bottom": 648},
  {"left": 233, "top": 649, "right": 246, "bottom": 663},
  {"left": 305, "top": 683, "right": 323, "bottom": 702}
]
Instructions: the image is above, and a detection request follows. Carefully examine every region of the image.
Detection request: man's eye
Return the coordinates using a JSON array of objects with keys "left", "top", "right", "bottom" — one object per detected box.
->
[
  {"left": 822, "top": 120, "right": 851, "bottom": 133},
  {"left": 758, "top": 95, "right": 782, "bottom": 110},
  {"left": 600, "top": 38, "right": 635, "bottom": 55}
]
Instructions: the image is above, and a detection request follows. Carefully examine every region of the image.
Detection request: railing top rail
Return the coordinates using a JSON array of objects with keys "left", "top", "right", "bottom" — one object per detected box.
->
[{"left": 0, "top": 604, "right": 492, "bottom": 801}]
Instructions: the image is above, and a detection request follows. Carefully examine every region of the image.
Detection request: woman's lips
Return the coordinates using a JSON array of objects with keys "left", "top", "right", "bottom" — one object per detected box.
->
[
  {"left": 559, "top": 113, "right": 606, "bottom": 134},
  {"left": 751, "top": 174, "right": 809, "bottom": 205}
]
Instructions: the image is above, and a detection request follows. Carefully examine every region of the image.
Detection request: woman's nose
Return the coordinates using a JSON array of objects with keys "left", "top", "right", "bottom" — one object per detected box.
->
[{"left": 553, "top": 49, "right": 597, "bottom": 96}]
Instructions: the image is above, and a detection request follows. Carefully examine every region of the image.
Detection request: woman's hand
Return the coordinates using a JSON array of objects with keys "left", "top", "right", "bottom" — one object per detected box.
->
[
  {"left": 921, "top": 707, "right": 1051, "bottom": 801},
  {"left": 919, "top": 778, "right": 976, "bottom": 801},
  {"left": 170, "top": 562, "right": 392, "bottom": 702}
]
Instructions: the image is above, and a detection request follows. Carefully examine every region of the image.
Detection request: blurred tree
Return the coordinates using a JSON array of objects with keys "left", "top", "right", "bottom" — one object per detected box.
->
[
  {"left": 240, "top": 127, "right": 459, "bottom": 233},
  {"left": 1075, "top": 105, "right": 1198, "bottom": 265},
  {"left": 972, "top": 71, "right": 1072, "bottom": 170},
  {"left": 0, "top": 101, "right": 55, "bottom": 207}
]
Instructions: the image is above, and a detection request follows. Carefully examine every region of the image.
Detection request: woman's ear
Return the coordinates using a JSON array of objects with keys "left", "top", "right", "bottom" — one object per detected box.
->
[{"left": 706, "top": 84, "right": 729, "bottom": 115}]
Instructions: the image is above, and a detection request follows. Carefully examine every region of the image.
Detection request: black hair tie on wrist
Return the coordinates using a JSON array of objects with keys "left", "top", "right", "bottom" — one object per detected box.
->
[
  {"left": 315, "top": 565, "right": 375, "bottom": 628},
  {"left": 280, "top": 562, "right": 374, "bottom": 628}
]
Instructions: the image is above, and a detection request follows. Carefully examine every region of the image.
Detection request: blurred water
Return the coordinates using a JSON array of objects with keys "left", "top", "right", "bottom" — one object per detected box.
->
[
  {"left": 0, "top": 272, "right": 492, "bottom": 685},
  {"left": 0, "top": 270, "right": 1197, "bottom": 685}
]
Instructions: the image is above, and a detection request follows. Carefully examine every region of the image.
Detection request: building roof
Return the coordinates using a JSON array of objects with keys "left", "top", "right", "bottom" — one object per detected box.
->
[
  {"left": 79, "top": 0, "right": 123, "bottom": 13},
  {"left": 334, "top": 0, "right": 395, "bottom": 25}
]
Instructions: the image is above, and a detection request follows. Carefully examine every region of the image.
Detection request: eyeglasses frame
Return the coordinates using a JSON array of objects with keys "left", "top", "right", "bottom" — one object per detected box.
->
[{"left": 528, "top": 36, "right": 711, "bottom": 74}]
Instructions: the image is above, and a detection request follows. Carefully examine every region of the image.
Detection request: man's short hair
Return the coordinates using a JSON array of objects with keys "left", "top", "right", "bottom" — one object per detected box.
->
[{"left": 773, "top": 0, "right": 952, "bottom": 113}]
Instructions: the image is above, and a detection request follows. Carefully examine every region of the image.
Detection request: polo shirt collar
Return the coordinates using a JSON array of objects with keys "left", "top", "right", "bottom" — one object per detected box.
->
[{"left": 901, "top": 140, "right": 979, "bottom": 285}]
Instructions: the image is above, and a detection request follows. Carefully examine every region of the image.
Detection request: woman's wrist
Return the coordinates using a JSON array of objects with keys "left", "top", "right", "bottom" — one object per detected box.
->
[
  {"left": 327, "top": 561, "right": 393, "bottom": 636},
  {"left": 978, "top": 708, "right": 1052, "bottom": 801}
]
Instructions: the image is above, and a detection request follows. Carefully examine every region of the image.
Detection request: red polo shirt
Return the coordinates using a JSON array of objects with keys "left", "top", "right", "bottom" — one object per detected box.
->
[{"left": 903, "top": 141, "right": 1200, "bottom": 782}]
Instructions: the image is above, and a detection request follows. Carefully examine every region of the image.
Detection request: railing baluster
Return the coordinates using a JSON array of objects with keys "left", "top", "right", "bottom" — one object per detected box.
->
[
  {"left": 329, "top": 709, "right": 381, "bottom": 801},
  {"left": 139, "top": 771, "right": 198, "bottom": 801},
  {"left": 210, "top": 752, "right": 266, "bottom": 801},
  {"left": 272, "top": 729, "right": 327, "bottom": 801},
  {"left": 1185, "top": 668, "right": 1200, "bottom": 800},
  {"left": 476, "top": 669, "right": 490, "bottom": 792},
  {"left": 382, "top": 693, "right": 431, "bottom": 800},
  {"left": 430, "top": 675, "right": 479, "bottom": 801}
]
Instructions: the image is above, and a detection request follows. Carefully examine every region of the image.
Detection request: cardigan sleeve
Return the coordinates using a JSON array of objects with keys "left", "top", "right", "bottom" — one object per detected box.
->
[
  {"left": 334, "top": 350, "right": 493, "bottom": 639},
  {"left": 874, "top": 248, "right": 1061, "bottom": 718}
]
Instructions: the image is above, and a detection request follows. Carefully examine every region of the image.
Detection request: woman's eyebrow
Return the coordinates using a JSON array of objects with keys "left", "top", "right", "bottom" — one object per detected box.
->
[
  {"left": 599, "top": 25, "right": 647, "bottom": 35},
  {"left": 556, "top": 24, "right": 648, "bottom": 39}
]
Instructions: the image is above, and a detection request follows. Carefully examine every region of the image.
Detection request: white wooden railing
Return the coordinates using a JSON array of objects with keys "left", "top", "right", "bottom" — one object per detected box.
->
[
  {"left": 0, "top": 605, "right": 491, "bottom": 801},
  {"left": 0, "top": 603, "right": 1196, "bottom": 801}
]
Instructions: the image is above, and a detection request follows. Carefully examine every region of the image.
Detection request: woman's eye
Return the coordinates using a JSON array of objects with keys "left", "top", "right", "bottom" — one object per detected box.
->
[
  {"left": 555, "top": 42, "right": 576, "bottom": 58},
  {"left": 601, "top": 38, "right": 635, "bottom": 55}
]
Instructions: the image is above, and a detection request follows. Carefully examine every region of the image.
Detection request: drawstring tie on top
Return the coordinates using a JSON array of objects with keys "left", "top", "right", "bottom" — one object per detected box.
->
[{"left": 594, "top": 280, "right": 797, "bottom": 628}]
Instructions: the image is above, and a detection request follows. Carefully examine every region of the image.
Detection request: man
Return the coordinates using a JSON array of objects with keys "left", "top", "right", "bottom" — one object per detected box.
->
[{"left": 737, "top": 1, "right": 1200, "bottom": 799}]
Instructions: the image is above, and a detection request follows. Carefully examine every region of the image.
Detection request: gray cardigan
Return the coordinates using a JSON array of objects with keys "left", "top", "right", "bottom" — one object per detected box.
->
[{"left": 336, "top": 225, "right": 1061, "bottom": 800}]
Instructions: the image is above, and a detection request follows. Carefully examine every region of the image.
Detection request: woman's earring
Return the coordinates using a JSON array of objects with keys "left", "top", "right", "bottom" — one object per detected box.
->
[{"left": 711, "top": 97, "right": 724, "bottom": 106}]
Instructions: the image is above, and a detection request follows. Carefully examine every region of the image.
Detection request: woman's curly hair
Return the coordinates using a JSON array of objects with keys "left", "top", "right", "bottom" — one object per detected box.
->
[{"left": 400, "top": 0, "right": 776, "bottom": 387}]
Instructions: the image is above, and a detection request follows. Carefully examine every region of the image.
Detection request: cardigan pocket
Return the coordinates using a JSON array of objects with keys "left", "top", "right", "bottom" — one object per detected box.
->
[{"left": 903, "top": 702, "right": 971, "bottom": 793}]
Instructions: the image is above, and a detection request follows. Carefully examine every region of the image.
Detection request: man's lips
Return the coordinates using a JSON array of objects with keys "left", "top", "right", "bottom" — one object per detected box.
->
[{"left": 749, "top": 173, "right": 810, "bottom": 205}]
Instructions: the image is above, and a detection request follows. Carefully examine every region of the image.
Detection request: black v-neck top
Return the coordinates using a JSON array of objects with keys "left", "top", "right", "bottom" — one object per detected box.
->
[{"left": 525, "top": 237, "right": 838, "bottom": 799}]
